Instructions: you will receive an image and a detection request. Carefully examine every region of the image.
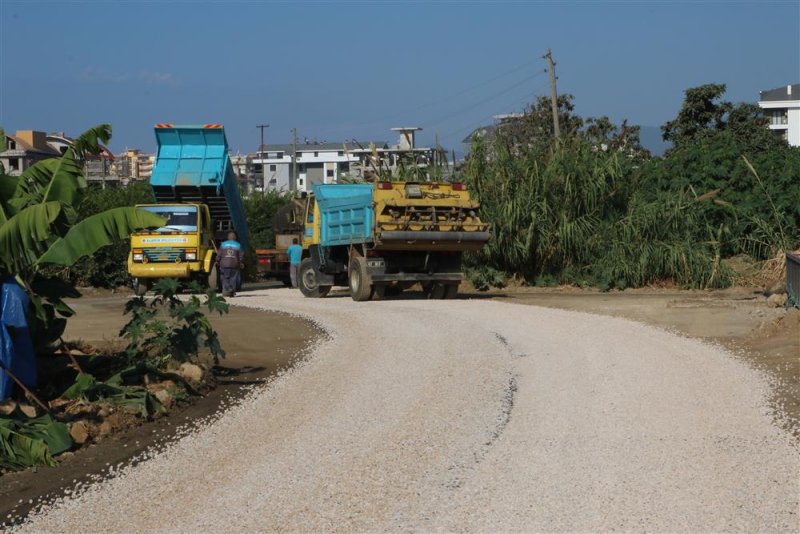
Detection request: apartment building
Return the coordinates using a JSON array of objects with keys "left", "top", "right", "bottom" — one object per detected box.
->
[{"left": 758, "top": 84, "right": 800, "bottom": 146}]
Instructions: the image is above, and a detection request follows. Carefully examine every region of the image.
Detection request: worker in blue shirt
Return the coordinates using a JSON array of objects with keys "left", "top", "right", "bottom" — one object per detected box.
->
[
  {"left": 287, "top": 238, "right": 303, "bottom": 288},
  {"left": 217, "top": 231, "right": 245, "bottom": 297}
]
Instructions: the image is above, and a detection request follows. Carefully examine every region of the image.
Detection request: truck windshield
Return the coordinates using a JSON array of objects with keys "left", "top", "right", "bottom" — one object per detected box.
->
[{"left": 140, "top": 205, "right": 198, "bottom": 232}]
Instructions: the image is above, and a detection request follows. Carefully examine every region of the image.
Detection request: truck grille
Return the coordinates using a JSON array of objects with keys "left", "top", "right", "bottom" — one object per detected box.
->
[{"left": 144, "top": 248, "right": 184, "bottom": 263}]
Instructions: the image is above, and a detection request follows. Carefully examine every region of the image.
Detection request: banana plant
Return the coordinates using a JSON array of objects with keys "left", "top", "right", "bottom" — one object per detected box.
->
[{"left": 0, "top": 124, "right": 165, "bottom": 347}]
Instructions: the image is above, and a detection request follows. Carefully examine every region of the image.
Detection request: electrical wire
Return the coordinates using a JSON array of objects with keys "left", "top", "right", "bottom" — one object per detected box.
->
[{"left": 422, "top": 73, "right": 545, "bottom": 130}]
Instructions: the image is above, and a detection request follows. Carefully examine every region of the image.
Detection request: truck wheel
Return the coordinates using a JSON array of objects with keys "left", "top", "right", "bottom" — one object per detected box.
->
[
  {"left": 348, "top": 256, "right": 372, "bottom": 302},
  {"left": 133, "top": 278, "right": 151, "bottom": 296},
  {"left": 207, "top": 265, "right": 220, "bottom": 292},
  {"left": 426, "top": 282, "right": 446, "bottom": 300},
  {"left": 299, "top": 258, "right": 330, "bottom": 298},
  {"left": 443, "top": 283, "right": 459, "bottom": 299},
  {"left": 370, "top": 284, "right": 386, "bottom": 301}
]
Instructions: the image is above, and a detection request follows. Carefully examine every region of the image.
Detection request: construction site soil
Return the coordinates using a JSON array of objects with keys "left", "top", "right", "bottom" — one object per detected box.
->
[{"left": 1, "top": 285, "right": 796, "bottom": 526}]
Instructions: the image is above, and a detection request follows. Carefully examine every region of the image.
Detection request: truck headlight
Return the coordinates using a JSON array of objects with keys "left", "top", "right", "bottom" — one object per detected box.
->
[
  {"left": 132, "top": 250, "right": 144, "bottom": 262},
  {"left": 185, "top": 249, "right": 197, "bottom": 261}
]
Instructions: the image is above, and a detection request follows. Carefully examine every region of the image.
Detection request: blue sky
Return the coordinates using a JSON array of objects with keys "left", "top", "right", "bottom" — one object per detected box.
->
[{"left": 1, "top": 1, "right": 798, "bottom": 154}]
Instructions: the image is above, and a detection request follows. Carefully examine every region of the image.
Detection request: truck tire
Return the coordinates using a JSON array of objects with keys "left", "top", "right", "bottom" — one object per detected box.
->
[
  {"left": 299, "top": 258, "right": 330, "bottom": 298},
  {"left": 425, "top": 282, "right": 447, "bottom": 300},
  {"left": 207, "top": 264, "right": 219, "bottom": 292},
  {"left": 370, "top": 284, "right": 386, "bottom": 301},
  {"left": 443, "top": 283, "right": 459, "bottom": 299},
  {"left": 133, "top": 277, "right": 151, "bottom": 296},
  {"left": 348, "top": 255, "right": 372, "bottom": 302}
]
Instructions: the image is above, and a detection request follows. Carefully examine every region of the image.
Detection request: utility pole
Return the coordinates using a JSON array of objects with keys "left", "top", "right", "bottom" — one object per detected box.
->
[
  {"left": 544, "top": 48, "right": 561, "bottom": 139},
  {"left": 291, "top": 128, "right": 298, "bottom": 194},
  {"left": 256, "top": 124, "right": 269, "bottom": 192}
]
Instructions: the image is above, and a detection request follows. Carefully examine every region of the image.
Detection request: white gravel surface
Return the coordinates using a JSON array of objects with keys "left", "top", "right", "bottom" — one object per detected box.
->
[{"left": 17, "top": 289, "right": 800, "bottom": 532}]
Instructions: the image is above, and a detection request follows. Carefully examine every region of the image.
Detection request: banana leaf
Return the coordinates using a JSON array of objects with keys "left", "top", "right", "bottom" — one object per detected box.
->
[
  {"left": 37, "top": 207, "right": 166, "bottom": 267},
  {"left": 61, "top": 371, "right": 166, "bottom": 418},
  {"left": 0, "top": 174, "right": 18, "bottom": 225},
  {"left": 0, "top": 412, "right": 72, "bottom": 469},
  {"left": 70, "top": 124, "right": 112, "bottom": 162},
  {"left": 0, "top": 201, "right": 66, "bottom": 275},
  {"left": 9, "top": 150, "right": 85, "bottom": 214}
]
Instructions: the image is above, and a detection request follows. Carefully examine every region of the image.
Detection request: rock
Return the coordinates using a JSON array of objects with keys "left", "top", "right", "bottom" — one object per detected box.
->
[
  {"left": 767, "top": 293, "right": 787, "bottom": 308},
  {"left": 0, "top": 400, "right": 18, "bottom": 416},
  {"left": 99, "top": 421, "right": 113, "bottom": 435},
  {"left": 106, "top": 413, "right": 122, "bottom": 429},
  {"left": 98, "top": 407, "right": 110, "bottom": 418},
  {"left": 154, "top": 389, "right": 173, "bottom": 409},
  {"left": 69, "top": 421, "right": 89, "bottom": 445},
  {"left": 19, "top": 403, "right": 38, "bottom": 418},
  {"left": 768, "top": 282, "right": 786, "bottom": 295},
  {"left": 178, "top": 363, "right": 204, "bottom": 383}
]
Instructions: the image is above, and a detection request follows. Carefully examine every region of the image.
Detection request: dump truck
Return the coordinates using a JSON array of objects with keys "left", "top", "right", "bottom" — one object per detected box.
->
[
  {"left": 255, "top": 200, "right": 306, "bottom": 286},
  {"left": 298, "top": 181, "right": 489, "bottom": 301},
  {"left": 128, "top": 124, "right": 249, "bottom": 295}
]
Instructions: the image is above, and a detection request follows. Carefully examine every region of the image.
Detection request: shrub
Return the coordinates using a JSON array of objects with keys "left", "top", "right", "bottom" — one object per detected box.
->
[{"left": 120, "top": 279, "right": 229, "bottom": 368}]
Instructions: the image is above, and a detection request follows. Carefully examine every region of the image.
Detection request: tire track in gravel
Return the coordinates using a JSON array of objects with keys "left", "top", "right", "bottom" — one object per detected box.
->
[{"left": 15, "top": 290, "right": 799, "bottom": 532}]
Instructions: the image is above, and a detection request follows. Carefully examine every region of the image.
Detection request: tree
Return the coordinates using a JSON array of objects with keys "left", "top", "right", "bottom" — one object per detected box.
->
[
  {"left": 0, "top": 124, "right": 165, "bottom": 347},
  {"left": 661, "top": 83, "right": 778, "bottom": 154}
]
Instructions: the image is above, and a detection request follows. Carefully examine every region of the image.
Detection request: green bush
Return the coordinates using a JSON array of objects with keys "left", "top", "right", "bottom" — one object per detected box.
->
[
  {"left": 46, "top": 181, "right": 154, "bottom": 288},
  {"left": 243, "top": 190, "right": 295, "bottom": 249},
  {"left": 120, "top": 278, "right": 229, "bottom": 368}
]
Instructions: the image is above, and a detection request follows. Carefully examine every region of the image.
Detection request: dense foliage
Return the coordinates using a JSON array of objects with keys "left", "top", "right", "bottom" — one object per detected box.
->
[
  {"left": 463, "top": 84, "right": 799, "bottom": 290},
  {"left": 0, "top": 124, "right": 165, "bottom": 347},
  {"left": 49, "top": 181, "right": 154, "bottom": 287},
  {"left": 242, "top": 190, "right": 295, "bottom": 249}
]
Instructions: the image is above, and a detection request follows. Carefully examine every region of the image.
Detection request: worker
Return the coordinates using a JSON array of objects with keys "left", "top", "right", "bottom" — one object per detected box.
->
[
  {"left": 217, "top": 231, "right": 245, "bottom": 297},
  {"left": 287, "top": 238, "right": 303, "bottom": 288}
]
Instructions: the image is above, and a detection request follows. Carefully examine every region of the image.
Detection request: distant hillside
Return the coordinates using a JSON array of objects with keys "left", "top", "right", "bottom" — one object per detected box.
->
[{"left": 639, "top": 126, "right": 670, "bottom": 157}]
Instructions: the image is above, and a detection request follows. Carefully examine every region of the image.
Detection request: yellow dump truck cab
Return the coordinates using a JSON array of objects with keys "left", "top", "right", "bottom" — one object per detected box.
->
[
  {"left": 128, "top": 203, "right": 217, "bottom": 295},
  {"left": 298, "top": 181, "right": 490, "bottom": 301}
]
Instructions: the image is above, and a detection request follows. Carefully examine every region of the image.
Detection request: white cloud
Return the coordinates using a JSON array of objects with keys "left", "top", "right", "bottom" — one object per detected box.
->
[{"left": 78, "top": 67, "right": 177, "bottom": 86}]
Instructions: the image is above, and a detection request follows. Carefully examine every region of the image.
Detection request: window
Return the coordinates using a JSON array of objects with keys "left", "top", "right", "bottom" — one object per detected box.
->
[
  {"left": 8, "top": 158, "right": 20, "bottom": 171},
  {"left": 769, "top": 109, "right": 789, "bottom": 125},
  {"left": 276, "top": 152, "right": 284, "bottom": 158},
  {"left": 269, "top": 164, "right": 277, "bottom": 172},
  {"left": 314, "top": 151, "right": 319, "bottom": 157},
  {"left": 326, "top": 169, "right": 334, "bottom": 178},
  {"left": 338, "top": 151, "right": 344, "bottom": 156},
  {"left": 140, "top": 205, "right": 199, "bottom": 232}
]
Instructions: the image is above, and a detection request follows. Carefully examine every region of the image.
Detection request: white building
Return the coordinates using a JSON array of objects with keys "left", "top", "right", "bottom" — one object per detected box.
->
[
  {"left": 758, "top": 84, "right": 800, "bottom": 146},
  {"left": 252, "top": 141, "right": 387, "bottom": 193},
  {"left": 251, "top": 127, "right": 444, "bottom": 193}
]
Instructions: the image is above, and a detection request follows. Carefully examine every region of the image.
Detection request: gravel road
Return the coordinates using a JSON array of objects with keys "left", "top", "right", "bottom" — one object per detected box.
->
[{"left": 17, "top": 289, "right": 799, "bottom": 532}]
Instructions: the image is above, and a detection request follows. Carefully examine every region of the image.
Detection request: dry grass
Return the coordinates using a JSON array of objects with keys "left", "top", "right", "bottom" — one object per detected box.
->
[{"left": 728, "top": 249, "right": 798, "bottom": 291}]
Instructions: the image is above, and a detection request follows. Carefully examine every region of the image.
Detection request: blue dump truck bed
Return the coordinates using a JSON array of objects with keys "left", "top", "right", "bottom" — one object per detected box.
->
[
  {"left": 150, "top": 124, "right": 249, "bottom": 250},
  {"left": 313, "top": 184, "right": 374, "bottom": 247}
]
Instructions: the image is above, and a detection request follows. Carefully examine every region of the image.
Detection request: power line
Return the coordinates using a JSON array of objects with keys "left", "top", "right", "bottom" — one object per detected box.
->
[
  {"left": 422, "top": 72, "right": 543, "bottom": 130},
  {"left": 400, "top": 59, "right": 542, "bottom": 117},
  {"left": 339, "top": 60, "right": 545, "bottom": 131},
  {"left": 439, "top": 80, "right": 551, "bottom": 144}
]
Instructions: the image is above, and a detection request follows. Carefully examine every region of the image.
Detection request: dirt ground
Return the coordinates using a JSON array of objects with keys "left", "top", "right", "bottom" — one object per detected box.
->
[
  {"left": 476, "top": 285, "right": 799, "bottom": 437},
  {"left": 0, "top": 294, "right": 319, "bottom": 521}
]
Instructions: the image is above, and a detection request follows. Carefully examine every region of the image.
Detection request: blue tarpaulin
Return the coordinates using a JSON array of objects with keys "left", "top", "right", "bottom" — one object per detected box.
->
[{"left": 0, "top": 277, "right": 36, "bottom": 400}]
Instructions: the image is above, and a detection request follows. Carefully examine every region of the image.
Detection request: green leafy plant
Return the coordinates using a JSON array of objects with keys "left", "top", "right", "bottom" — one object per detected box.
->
[
  {"left": 61, "top": 364, "right": 170, "bottom": 418},
  {"left": 0, "top": 124, "right": 165, "bottom": 349},
  {"left": 120, "top": 279, "right": 229, "bottom": 368},
  {"left": 0, "top": 410, "right": 72, "bottom": 469}
]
